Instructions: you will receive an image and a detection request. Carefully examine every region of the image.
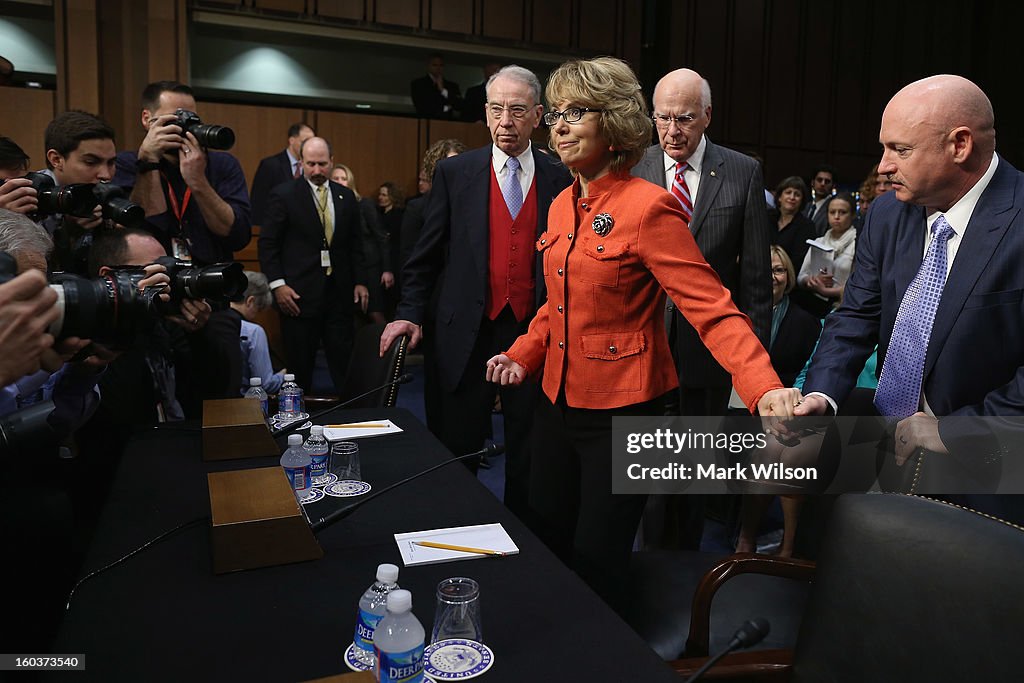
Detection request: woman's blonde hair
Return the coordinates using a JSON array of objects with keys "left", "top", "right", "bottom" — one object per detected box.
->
[
  {"left": 332, "top": 163, "right": 360, "bottom": 200},
  {"left": 770, "top": 244, "right": 797, "bottom": 294},
  {"left": 544, "top": 57, "right": 651, "bottom": 175}
]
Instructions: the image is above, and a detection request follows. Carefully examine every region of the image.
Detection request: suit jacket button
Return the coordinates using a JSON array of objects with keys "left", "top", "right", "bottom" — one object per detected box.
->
[
  {"left": 609, "top": 345, "right": 617, "bottom": 354},
  {"left": 557, "top": 268, "right": 563, "bottom": 276},
  {"left": 596, "top": 245, "right": 604, "bottom": 252},
  {"left": 567, "top": 233, "right": 573, "bottom": 239},
  {"left": 540, "top": 239, "right": 546, "bottom": 245},
  {"left": 557, "top": 305, "right": 563, "bottom": 313},
  {"left": 558, "top": 341, "right": 564, "bottom": 349}
]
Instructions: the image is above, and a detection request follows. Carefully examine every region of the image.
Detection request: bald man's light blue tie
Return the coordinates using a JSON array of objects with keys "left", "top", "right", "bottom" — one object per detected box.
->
[{"left": 874, "top": 215, "right": 955, "bottom": 418}]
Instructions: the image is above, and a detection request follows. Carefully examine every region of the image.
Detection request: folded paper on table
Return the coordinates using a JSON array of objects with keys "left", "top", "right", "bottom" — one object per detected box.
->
[
  {"left": 395, "top": 523, "right": 519, "bottom": 566},
  {"left": 323, "top": 419, "right": 403, "bottom": 440}
]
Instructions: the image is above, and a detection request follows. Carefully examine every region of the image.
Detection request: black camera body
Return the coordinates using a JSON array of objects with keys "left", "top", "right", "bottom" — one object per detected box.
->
[
  {"left": 173, "top": 109, "right": 235, "bottom": 150},
  {"left": 0, "top": 252, "right": 245, "bottom": 348},
  {"left": 23, "top": 172, "right": 96, "bottom": 218},
  {"left": 0, "top": 172, "right": 143, "bottom": 227}
]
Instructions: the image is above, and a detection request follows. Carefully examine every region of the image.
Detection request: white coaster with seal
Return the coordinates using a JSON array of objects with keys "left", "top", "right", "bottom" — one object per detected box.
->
[
  {"left": 296, "top": 487, "right": 325, "bottom": 505},
  {"left": 344, "top": 642, "right": 373, "bottom": 672},
  {"left": 423, "top": 639, "right": 494, "bottom": 680},
  {"left": 323, "top": 480, "right": 372, "bottom": 498},
  {"left": 311, "top": 472, "right": 338, "bottom": 487}
]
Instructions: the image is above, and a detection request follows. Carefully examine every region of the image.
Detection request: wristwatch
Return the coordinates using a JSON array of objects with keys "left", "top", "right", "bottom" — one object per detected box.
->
[{"left": 135, "top": 158, "right": 161, "bottom": 172}]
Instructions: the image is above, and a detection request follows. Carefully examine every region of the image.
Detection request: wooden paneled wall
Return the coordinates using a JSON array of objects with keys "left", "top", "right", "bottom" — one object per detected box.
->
[
  {"left": 0, "top": 87, "right": 57, "bottom": 166},
  {"left": 27, "top": 0, "right": 1024, "bottom": 198},
  {"left": 199, "top": 103, "right": 497, "bottom": 209},
  {"left": 244, "top": 0, "right": 643, "bottom": 66}
]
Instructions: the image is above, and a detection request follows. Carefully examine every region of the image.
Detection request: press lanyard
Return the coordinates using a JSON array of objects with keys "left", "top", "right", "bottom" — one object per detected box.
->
[{"left": 163, "top": 173, "right": 192, "bottom": 228}]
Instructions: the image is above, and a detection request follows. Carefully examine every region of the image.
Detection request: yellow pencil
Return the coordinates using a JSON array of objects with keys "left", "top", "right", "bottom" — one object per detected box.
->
[
  {"left": 325, "top": 423, "right": 389, "bottom": 428},
  {"left": 414, "top": 541, "right": 507, "bottom": 556}
]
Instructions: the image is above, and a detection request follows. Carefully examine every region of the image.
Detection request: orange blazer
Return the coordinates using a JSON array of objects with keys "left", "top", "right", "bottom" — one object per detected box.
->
[{"left": 505, "top": 173, "right": 782, "bottom": 412}]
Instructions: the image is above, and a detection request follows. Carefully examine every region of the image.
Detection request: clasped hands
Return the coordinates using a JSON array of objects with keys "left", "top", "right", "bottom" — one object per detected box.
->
[{"left": 795, "top": 395, "right": 947, "bottom": 465}]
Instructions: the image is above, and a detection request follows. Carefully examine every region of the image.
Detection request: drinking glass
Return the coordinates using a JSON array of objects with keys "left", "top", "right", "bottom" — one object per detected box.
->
[
  {"left": 431, "top": 577, "right": 482, "bottom": 644},
  {"left": 330, "top": 441, "right": 361, "bottom": 481}
]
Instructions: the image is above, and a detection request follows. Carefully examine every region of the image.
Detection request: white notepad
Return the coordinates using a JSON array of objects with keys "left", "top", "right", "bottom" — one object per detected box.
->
[
  {"left": 395, "top": 523, "right": 520, "bottom": 566},
  {"left": 323, "top": 419, "right": 403, "bottom": 441}
]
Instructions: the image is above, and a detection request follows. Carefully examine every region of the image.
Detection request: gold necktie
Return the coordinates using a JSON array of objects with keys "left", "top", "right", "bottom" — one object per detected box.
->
[{"left": 316, "top": 184, "right": 333, "bottom": 274}]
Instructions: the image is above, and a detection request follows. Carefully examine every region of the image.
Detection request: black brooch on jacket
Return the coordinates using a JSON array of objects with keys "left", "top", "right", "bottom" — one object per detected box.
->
[{"left": 592, "top": 213, "right": 614, "bottom": 236}]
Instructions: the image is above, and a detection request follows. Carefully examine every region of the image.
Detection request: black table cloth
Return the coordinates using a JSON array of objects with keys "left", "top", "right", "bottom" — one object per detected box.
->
[{"left": 50, "top": 408, "right": 678, "bottom": 682}]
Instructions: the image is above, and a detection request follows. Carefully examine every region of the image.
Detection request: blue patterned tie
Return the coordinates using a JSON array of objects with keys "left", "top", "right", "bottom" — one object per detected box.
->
[
  {"left": 502, "top": 155, "right": 523, "bottom": 220},
  {"left": 874, "top": 215, "right": 955, "bottom": 418}
]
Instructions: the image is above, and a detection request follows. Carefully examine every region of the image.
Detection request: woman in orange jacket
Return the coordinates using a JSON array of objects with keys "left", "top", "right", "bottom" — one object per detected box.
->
[{"left": 486, "top": 57, "right": 801, "bottom": 612}]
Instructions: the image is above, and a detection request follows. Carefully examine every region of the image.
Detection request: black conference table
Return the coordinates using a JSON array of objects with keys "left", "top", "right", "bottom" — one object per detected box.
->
[{"left": 51, "top": 408, "right": 680, "bottom": 682}]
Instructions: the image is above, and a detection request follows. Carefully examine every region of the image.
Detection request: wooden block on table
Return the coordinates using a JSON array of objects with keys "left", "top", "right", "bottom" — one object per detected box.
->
[
  {"left": 202, "top": 398, "right": 280, "bottom": 461},
  {"left": 208, "top": 466, "right": 323, "bottom": 574}
]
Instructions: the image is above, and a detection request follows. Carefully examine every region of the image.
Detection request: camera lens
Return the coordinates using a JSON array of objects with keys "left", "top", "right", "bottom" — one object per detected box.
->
[
  {"left": 49, "top": 271, "right": 159, "bottom": 346},
  {"left": 175, "top": 261, "right": 246, "bottom": 301},
  {"left": 191, "top": 123, "right": 235, "bottom": 150},
  {"left": 93, "top": 184, "right": 144, "bottom": 227}
]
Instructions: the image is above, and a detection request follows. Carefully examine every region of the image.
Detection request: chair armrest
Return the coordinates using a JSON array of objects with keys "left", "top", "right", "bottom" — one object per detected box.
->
[
  {"left": 684, "top": 554, "right": 815, "bottom": 657},
  {"left": 670, "top": 648, "right": 793, "bottom": 681}
]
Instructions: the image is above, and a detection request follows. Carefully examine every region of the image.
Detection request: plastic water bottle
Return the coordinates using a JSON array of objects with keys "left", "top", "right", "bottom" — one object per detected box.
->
[
  {"left": 304, "top": 425, "right": 330, "bottom": 484},
  {"left": 352, "top": 563, "right": 400, "bottom": 666},
  {"left": 374, "top": 589, "right": 424, "bottom": 683},
  {"left": 276, "top": 373, "right": 306, "bottom": 421},
  {"left": 280, "top": 434, "right": 312, "bottom": 492},
  {"left": 245, "top": 377, "right": 268, "bottom": 418}
]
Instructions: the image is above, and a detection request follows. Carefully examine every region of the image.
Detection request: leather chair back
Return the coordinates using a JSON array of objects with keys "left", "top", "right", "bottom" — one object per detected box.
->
[
  {"left": 792, "top": 494, "right": 1024, "bottom": 682},
  {"left": 339, "top": 323, "right": 408, "bottom": 408}
]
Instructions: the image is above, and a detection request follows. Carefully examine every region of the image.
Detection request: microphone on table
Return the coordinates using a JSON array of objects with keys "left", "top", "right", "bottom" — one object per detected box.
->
[
  {"left": 273, "top": 373, "right": 415, "bottom": 440},
  {"left": 682, "top": 618, "right": 771, "bottom": 683},
  {"left": 309, "top": 443, "right": 504, "bottom": 533}
]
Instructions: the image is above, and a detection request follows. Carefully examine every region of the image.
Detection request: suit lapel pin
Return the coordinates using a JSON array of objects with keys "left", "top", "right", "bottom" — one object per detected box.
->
[
  {"left": 710, "top": 171, "right": 717, "bottom": 177},
  {"left": 592, "top": 213, "right": 614, "bottom": 236}
]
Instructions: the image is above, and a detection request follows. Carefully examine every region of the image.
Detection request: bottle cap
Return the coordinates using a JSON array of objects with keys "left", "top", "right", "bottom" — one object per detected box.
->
[
  {"left": 249, "top": 377, "right": 262, "bottom": 386},
  {"left": 284, "top": 373, "right": 295, "bottom": 382},
  {"left": 287, "top": 434, "right": 303, "bottom": 446},
  {"left": 387, "top": 589, "right": 412, "bottom": 613},
  {"left": 376, "top": 563, "right": 399, "bottom": 584},
  {"left": 310, "top": 425, "right": 324, "bottom": 436}
]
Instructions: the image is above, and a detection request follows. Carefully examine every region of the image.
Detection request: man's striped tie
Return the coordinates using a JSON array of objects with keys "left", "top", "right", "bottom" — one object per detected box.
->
[{"left": 671, "top": 161, "right": 693, "bottom": 223}]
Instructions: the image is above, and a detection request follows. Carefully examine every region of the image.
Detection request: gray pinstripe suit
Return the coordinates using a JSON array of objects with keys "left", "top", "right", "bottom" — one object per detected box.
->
[{"left": 632, "top": 139, "right": 773, "bottom": 404}]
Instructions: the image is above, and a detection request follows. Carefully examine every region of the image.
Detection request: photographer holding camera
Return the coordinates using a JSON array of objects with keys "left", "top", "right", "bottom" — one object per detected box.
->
[
  {"left": 114, "top": 80, "right": 251, "bottom": 265},
  {"left": 80, "top": 228, "right": 247, "bottom": 428},
  {"left": 39, "top": 111, "right": 123, "bottom": 273},
  {"left": 1, "top": 117, "right": 143, "bottom": 275},
  {"left": 0, "top": 210, "right": 118, "bottom": 430}
]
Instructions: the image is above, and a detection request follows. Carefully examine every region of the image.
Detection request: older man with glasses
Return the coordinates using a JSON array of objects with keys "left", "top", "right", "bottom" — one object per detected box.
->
[
  {"left": 381, "top": 65, "right": 571, "bottom": 520},
  {"left": 632, "top": 67, "right": 773, "bottom": 550}
]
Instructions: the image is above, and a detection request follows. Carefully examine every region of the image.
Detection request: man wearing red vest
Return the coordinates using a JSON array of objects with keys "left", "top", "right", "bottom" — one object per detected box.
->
[{"left": 381, "top": 65, "right": 571, "bottom": 519}]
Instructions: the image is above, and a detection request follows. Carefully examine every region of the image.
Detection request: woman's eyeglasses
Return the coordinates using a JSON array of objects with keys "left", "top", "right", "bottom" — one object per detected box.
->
[{"left": 542, "top": 107, "right": 605, "bottom": 126}]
